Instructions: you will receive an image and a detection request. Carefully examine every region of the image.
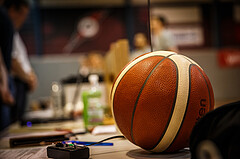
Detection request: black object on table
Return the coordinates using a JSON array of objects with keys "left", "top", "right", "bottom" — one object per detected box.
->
[
  {"left": 190, "top": 100, "right": 240, "bottom": 159},
  {"left": 47, "top": 143, "right": 89, "bottom": 159}
]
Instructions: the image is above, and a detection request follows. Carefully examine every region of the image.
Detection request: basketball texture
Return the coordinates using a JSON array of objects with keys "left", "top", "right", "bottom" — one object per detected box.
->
[{"left": 111, "top": 51, "right": 214, "bottom": 152}]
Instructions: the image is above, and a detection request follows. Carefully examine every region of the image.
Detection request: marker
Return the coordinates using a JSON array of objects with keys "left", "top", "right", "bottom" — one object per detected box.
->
[{"left": 62, "top": 140, "right": 113, "bottom": 146}]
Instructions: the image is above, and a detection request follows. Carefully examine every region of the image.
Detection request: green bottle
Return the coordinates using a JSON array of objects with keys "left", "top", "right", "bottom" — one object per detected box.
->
[{"left": 82, "top": 74, "right": 103, "bottom": 131}]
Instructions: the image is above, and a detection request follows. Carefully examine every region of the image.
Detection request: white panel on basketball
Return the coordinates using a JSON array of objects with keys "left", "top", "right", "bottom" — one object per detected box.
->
[{"left": 151, "top": 54, "right": 192, "bottom": 152}]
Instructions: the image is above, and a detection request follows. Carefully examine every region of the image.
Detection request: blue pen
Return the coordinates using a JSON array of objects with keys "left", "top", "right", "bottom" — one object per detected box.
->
[{"left": 62, "top": 140, "right": 113, "bottom": 146}]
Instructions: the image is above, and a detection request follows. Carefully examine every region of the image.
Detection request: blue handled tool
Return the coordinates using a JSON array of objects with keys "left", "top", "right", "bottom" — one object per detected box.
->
[{"left": 62, "top": 140, "right": 113, "bottom": 146}]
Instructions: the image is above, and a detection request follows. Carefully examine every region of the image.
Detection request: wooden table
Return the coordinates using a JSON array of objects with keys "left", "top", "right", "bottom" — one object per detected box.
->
[{"left": 0, "top": 120, "right": 190, "bottom": 159}]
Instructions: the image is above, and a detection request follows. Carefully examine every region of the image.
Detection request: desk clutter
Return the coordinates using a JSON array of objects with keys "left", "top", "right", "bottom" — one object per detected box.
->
[
  {"left": 1, "top": 40, "right": 239, "bottom": 158},
  {"left": 47, "top": 143, "right": 89, "bottom": 159},
  {"left": 18, "top": 101, "right": 240, "bottom": 158},
  {"left": 9, "top": 131, "right": 69, "bottom": 148}
]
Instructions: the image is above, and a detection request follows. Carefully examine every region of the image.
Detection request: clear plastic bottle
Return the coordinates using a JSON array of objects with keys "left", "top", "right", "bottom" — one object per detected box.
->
[
  {"left": 82, "top": 74, "right": 103, "bottom": 131},
  {"left": 51, "top": 81, "right": 63, "bottom": 118}
]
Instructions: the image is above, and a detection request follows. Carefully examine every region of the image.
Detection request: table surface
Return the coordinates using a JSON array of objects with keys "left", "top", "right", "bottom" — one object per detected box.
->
[
  {"left": 1, "top": 99, "right": 238, "bottom": 158},
  {"left": 0, "top": 120, "right": 191, "bottom": 159}
]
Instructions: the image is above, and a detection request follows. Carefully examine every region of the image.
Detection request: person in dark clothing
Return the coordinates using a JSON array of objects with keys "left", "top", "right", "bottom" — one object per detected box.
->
[
  {"left": 0, "top": 6, "right": 14, "bottom": 71},
  {"left": 0, "top": 3, "right": 15, "bottom": 130},
  {"left": 3, "top": 0, "right": 36, "bottom": 122},
  {"left": 3, "top": 0, "right": 37, "bottom": 123}
]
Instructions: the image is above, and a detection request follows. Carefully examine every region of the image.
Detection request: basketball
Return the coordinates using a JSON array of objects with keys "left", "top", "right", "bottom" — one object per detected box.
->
[{"left": 111, "top": 51, "right": 214, "bottom": 152}]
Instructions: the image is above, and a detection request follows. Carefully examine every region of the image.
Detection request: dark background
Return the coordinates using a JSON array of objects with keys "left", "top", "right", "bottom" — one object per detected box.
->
[{"left": 20, "top": 1, "right": 240, "bottom": 55}]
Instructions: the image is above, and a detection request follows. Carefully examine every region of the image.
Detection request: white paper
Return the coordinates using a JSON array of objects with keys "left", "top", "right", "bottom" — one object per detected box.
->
[
  {"left": 92, "top": 125, "right": 116, "bottom": 135},
  {"left": 0, "top": 147, "right": 48, "bottom": 159}
]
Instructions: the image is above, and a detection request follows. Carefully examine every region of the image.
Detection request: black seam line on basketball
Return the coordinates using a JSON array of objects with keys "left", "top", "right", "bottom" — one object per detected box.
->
[
  {"left": 130, "top": 56, "right": 169, "bottom": 144},
  {"left": 183, "top": 56, "right": 194, "bottom": 64},
  {"left": 113, "top": 55, "right": 166, "bottom": 124},
  {"left": 130, "top": 54, "right": 176, "bottom": 146},
  {"left": 112, "top": 55, "right": 166, "bottom": 142},
  {"left": 165, "top": 64, "right": 192, "bottom": 152},
  {"left": 112, "top": 54, "right": 175, "bottom": 139},
  {"left": 161, "top": 54, "right": 193, "bottom": 151},
  {"left": 194, "top": 65, "right": 212, "bottom": 110},
  {"left": 112, "top": 55, "right": 166, "bottom": 111},
  {"left": 167, "top": 54, "right": 174, "bottom": 58},
  {"left": 149, "top": 57, "right": 179, "bottom": 151}
]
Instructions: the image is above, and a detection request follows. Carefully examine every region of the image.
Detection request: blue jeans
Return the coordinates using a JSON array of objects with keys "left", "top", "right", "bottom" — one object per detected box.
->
[{"left": 0, "top": 76, "right": 15, "bottom": 131}]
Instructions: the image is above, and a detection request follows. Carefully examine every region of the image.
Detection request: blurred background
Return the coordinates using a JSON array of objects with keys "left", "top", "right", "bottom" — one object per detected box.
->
[
  {"left": 24, "top": 1, "right": 240, "bottom": 99},
  {"left": 3, "top": 0, "right": 240, "bottom": 126}
]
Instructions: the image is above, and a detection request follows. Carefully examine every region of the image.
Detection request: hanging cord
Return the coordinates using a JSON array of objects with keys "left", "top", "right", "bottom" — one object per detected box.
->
[
  {"left": 86, "top": 135, "right": 125, "bottom": 146},
  {"left": 147, "top": 0, "right": 153, "bottom": 52}
]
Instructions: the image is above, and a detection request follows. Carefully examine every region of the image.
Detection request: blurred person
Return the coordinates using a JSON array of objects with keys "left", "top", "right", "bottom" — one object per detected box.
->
[
  {"left": 0, "top": 0, "right": 15, "bottom": 130},
  {"left": 3, "top": 0, "right": 38, "bottom": 121},
  {"left": 0, "top": 51, "right": 14, "bottom": 105},
  {"left": 130, "top": 33, "right": 151, "bottom": 60},
  {"left": 151, "top": 16, "right": 178, "bottom": 52},
  {"left": 88, "top": 52, "right": 104, "bottom": 74},
  {"left": 0, "top": 1, "right": 14, "bottom": 73}
]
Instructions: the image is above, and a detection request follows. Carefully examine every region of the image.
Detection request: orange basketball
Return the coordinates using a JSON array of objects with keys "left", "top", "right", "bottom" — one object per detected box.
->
[{"left": 111, "top": 51, "right": 214, "bottom": 152}]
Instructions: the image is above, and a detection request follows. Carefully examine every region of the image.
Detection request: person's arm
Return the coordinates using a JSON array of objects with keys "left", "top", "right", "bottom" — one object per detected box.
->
[
  {"left": 11, "top": 57, "right": 38, "bottom": 92},
  {"left": 0, "top": 52, "right": 7, "bottom": 90},
  {"left": 0, "top": 51, "right": 14, "bottom": 105},
  {"left": 12, "top": 32, "right": 38, "bottom": 92},
  {"left": 11, "top": 57, "right": 29, "bottom": 82},
  {"left": 28, "top": 70, "right": 38, "bottom": 92}
]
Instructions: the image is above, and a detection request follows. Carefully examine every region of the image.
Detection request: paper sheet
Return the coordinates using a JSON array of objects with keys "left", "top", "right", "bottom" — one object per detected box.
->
[
  {"left": 92, "top": 125, "right": 117, "bottom": 135},
  {"left": 0, "top": 147, "right": 48, "bottom": 159}
]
